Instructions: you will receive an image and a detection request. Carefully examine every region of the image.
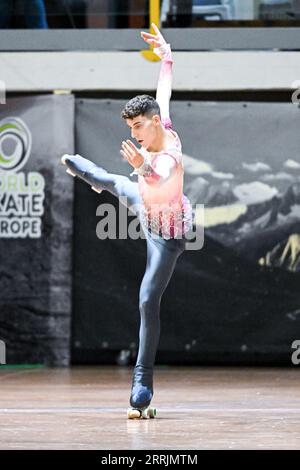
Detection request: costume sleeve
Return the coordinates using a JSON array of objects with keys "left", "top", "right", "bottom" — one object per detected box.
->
[
  {"left": 130, "top": 152, "right": 178, "bottom": 186},
  {"left": 154, "top": 43, "right": 173, "bottom": 124},
  {"left": 130, "top": 44, "right": 176, "bottom": 184}
]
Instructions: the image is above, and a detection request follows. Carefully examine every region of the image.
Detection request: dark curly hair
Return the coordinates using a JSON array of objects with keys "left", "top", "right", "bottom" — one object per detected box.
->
[{"left": 120, "top": 94, "right": 161, "bottom": 120}]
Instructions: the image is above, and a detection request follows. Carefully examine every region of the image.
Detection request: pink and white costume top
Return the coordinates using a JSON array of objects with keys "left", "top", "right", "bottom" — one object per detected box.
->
[{"left": 130, "top": 43, "right": 193, "bottom": 240}]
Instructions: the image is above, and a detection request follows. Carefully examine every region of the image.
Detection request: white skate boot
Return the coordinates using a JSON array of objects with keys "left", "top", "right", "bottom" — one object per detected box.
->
[{"left": 61, "top": 154, "right": 103, "bottom": 194}]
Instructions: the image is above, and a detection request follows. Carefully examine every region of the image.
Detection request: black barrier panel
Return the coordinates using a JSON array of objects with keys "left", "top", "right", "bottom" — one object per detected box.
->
[{"left": 71, "top": 98, "right": 300, "bottom": 365}]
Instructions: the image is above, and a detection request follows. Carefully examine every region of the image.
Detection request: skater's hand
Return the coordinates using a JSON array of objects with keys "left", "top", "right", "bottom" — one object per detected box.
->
[
  {"left": 120, "top": 140, "right": 144, "bottom": 170},
  {"left": 141, "top": 23, "right": 166, "bottom": 49}
]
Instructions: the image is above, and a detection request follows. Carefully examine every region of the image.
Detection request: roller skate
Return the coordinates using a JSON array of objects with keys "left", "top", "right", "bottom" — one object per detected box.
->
[
  {"left": 61, "top": 154, "right": 104, "bottom": 194},
  {"left": 127, "top": 406, "right": 156, "bottom": 419},
  {"left": 127, "top": 365, "right": 156, "bottom": 419}
]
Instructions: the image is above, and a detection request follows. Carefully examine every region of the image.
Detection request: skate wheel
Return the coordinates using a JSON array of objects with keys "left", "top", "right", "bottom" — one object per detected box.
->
[
  {"left": 149, "top": 408, "right": 156, "bottom": 418},
  {"left": 141, "top": 408, "right": 151, "bottom": 419},
  {"left": 91, "top": 186, "right": 103, "bottom": 194},
  {"left": 61, "top": 154, "right": 68, "bottom": 165},
  {"left": 66, "top": 168, "right": 76, "bottom": 177},
  {"left": 143, "top": 407, "right": 156, "bottom": 419},
  {"left": 127, "top": 408, "right": 141, "bottom": 419}
]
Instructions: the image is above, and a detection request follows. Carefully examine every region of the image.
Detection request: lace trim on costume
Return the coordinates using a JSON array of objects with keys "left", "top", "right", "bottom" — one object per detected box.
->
[{"left": 140, "top": 196, "right": 193, "bottom": 239}]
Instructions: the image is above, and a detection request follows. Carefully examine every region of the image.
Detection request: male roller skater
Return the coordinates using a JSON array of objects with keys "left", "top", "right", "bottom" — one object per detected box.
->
[{"left": 61, "top": 24, "right": 193, "bottom": 418}]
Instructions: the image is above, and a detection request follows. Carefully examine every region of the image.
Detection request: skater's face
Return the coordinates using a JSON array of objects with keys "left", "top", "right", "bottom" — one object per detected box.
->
[{"left": 126, "top": 114, "right": 160, "bottom": 150}]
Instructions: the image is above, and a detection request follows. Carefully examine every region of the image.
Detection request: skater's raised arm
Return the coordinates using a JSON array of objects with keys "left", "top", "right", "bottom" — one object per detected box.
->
[{"left": 141, "top": 24, "right": 173, "bottom": 124}]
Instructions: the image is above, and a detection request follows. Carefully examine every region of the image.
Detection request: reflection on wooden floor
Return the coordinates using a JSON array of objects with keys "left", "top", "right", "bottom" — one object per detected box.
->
[{"left": 0, "top": 366, "right": 299, "bottom": 450}]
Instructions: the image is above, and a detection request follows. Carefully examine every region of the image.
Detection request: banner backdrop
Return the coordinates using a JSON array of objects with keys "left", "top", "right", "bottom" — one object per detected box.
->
[
  {"left": 1, "top": 96, "right": 299, "bottom": 366},
  {"left": 72, "top": 98, "right": 300, "bottom": 365},
  {"left": 0, "top": 94, "right": 74, "bottom": 365}
]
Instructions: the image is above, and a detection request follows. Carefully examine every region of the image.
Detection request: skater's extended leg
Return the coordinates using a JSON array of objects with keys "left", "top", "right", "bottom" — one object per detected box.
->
[
  {"left": 130, "top": 237, "right": 184, "bottom": 409},
  {"left": 62, "top": 154, "right": 140, "bottom": 214}
]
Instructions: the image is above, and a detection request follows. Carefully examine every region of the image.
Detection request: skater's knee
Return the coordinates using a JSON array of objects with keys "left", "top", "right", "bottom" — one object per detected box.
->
[{"left": 139, "top": 291, "right": 160, "bottom": 313}]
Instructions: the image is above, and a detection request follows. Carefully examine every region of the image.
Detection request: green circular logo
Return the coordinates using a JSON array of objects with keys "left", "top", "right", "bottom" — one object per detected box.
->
[{"left": 0, "top": 117, "right": 32, "bottom": 172}]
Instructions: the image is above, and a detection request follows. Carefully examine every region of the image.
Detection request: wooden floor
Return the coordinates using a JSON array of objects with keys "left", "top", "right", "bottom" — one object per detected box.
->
[{"left": 0, "top": 366, "right": 299, "bottom": 450}]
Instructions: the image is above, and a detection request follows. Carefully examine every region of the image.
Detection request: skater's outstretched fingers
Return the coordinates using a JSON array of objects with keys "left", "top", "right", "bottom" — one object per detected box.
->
[
  {"left": 122, "top": 140, "right": 139, "bottom": 158},
  {"left": 141, "top": 22, "right": 166, "bottom": 48},
  {"left": 120, "top": 140, "right": 144, "bottom": 169},
  {"left": 120, "top": 141, "right": 134, "bottom": 165},
  {"left": 121, "top": 140, "right": 134, "bottom": 158},
  {"left": 141, "top": 35, "right": 160, "bottom": 48},
  {"left": 151, "top": 23, "right": 165, "bottom": 41},
  {"left": 125, "top": 139, "right": 138, "bottom": 153}
]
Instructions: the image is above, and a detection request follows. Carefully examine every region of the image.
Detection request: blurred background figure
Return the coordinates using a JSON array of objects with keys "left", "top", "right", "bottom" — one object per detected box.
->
[
  {"left": 259, "top": 0, "right": 299, "bottom": 20},
  {"left": 161, "top": 0, "right": 236, "bottom": 26},
  {"left": 0, "top": 0, "right": 48, "bottom": 29}
]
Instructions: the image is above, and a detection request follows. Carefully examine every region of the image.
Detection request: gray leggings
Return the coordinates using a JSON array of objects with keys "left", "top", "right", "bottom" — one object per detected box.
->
[{"left": 65, "top": 156, "right": 187, "bottom": 369}]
